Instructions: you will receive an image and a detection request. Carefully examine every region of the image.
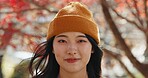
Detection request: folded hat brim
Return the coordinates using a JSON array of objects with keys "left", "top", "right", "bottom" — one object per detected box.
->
[{"left": 47, "top": 15, "right": 99, "bottom": 43}]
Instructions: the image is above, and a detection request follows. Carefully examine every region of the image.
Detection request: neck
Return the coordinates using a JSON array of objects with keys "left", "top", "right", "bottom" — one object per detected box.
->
[{"left": 59, "top": 67, "right": 88, "bottom": 78}]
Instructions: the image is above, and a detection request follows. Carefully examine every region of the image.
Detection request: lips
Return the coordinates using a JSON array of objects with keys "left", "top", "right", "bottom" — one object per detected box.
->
[{"left": 64, "top": 58, "right": 80, "bottom": 63}]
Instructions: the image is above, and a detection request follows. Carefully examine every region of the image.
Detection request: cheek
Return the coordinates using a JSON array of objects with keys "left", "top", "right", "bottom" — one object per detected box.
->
[
  {"left": 80, "top": 44, "right": 92, "bottom": 53},
  {"left": 53, "top": 48, "right": 62, "bottom": 57},
  {"left": 53, "top": 43, "right": 66, "bottom": 59},
  {"left": 53, "top": 45, "right": 64, "bottom": 64},
  {"left": 79, "top": 44, "right": 92, "bottom": 59}
]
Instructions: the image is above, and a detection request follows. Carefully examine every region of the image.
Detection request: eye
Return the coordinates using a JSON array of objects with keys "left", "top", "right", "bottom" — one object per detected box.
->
[
  {"left": 58, "top": 40, "right": 67, "bottom": 43},
  {"left": 78, "top": 40, "right": 87, "bottom": 43}
]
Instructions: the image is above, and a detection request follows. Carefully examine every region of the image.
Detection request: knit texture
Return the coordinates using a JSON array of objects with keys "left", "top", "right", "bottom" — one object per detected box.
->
[{"left": 47, "top": 2, "right": 100, "bottom": 44}]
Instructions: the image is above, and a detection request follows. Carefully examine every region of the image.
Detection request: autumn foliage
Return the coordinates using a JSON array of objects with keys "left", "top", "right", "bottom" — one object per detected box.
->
[
  {"left": 0, "top": 0, "right": 97, "bottom": 51},
  {"left": 1, "top": 0, "right": 148, "bottom": 78}
]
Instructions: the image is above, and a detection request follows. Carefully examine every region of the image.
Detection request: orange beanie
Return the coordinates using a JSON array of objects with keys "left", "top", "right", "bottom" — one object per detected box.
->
[{"left": 47, "top": 2, "right": 100, "bottom": 44}]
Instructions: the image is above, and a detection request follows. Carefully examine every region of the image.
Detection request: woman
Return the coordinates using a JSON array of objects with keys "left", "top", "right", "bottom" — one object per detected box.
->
[{"left": 29, "top": 2, "right": 103, "bottom": 78}]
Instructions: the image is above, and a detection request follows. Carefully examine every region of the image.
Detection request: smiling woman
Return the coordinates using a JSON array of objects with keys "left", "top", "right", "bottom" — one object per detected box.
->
[
  {"left": 53, "top": 32, "right": 92, "bottom": 77},
  {"left": 28, "top": 2, "right": 103, "bottom": 78}
]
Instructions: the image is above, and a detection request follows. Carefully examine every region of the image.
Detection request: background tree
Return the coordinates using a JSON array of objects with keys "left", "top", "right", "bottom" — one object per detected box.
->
[
  {"left": 100, "top": 0, "right": 148, "bottom": 77},
  {"left": 0, "top": 0, "right": 148, "bottom": 78},
  {"left": 0, "top": 0, "right": 96, "bottom": 78}
]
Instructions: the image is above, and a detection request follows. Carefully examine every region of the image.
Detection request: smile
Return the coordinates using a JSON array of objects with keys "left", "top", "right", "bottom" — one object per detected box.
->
[{"left": 64, "top": 58, "right": 81, "bottom": 63}]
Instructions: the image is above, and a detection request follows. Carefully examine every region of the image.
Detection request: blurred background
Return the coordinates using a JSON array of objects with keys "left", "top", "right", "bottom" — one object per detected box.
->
[{"left": 0, "top": 0, "right": 148, "bottom": 78}]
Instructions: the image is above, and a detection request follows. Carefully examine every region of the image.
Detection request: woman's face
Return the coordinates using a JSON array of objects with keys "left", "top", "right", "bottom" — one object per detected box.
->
[{"left": 53, "top": 32, "right": 92, "bottom": 73}]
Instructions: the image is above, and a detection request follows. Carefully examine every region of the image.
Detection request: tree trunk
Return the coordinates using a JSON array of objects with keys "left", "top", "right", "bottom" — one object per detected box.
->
[
  {"left": 103, "top": 49, "right": 136, "bottom": 78},
  {"left": 100, "top": 0, "right": 148, "bottom": 77},
  {"left": 0, "top": 55, "right": 3, "bottom": 78},
  {"left": 144, "top": 32, "right": 148, "bottom": 63}
]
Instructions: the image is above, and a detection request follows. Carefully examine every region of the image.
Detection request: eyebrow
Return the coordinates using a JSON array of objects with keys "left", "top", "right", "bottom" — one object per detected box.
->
[
  {"left": 77, "top": 35, "right": 86, "bottom": 38},
  {"left": 55, "top": 35, "right": 68, "bottom": 38},
  {"left": 55, "top": 35, "right": 87, "bottom": 38}
]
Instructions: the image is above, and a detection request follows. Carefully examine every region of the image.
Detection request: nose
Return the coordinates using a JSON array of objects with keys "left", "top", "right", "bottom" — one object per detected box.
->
[{"left": 67, "top": 43, "right": 78, "bottom": 55}]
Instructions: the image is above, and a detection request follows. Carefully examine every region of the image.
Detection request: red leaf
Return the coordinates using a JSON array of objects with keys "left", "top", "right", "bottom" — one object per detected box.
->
[
  {"left": 0, "top": 14, "right": 14, "bottom": 26},
  {"left": 115, "top": 0, "right": 122, "bottom": 3},
  {"left": 0, "top": 29, "right": 13, "bottom": 49},
  {"left": 10, "top": 0, "right": 17, "bottom": 7},
  {"left": 0, "top": 19, "right": 6, "bottom": 26},
  {"left": 9, "top": 0, "right": 30, "bottom": 12},
  {"left": 8, "top": 22, "right": 13, "bottom": 27}
]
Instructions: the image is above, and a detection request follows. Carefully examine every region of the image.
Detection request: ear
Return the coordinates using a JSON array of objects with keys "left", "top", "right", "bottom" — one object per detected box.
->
[
  {"left": 91, "top": 48, "right": 94, "bottom": 53},
  {"left": 52, "top": 50, "right": 55, "bottom": 54},
  {"left": 91, "top": 50, "right": 94, "bottom": 53}
]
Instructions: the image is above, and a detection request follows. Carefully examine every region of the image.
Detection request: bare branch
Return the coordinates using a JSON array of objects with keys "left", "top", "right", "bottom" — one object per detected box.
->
[
  {"left": 103, "top": 48, "right": 136, "bottom": 78},
  {"left": 125, "top": 0, "right": 144, "bottom": 27},
  {"left": 101, "top": 0, "right": 146, "bottom": 76},
  {"left": 0, "top": 0, "right": 58, "bottom": 14},
  {"left": 144, "top": 0, "right": 148, "bottom": 29},
  {"left": 0, "top": 28, "right": 4, "bottom": 30},
  {"left": 0, "top": 8, "right": 57, "bottom": 14},
  {"left": 132, "top": 0, "right": 144, "bottom": 26},
  {"left": 102, "top": 0, "right": 145, "bottom": 32},
  {"left": 0, "top": 8, "right": 41, "bottom": 14},
  {"left": 28, "top": 0, "right": 57, "bottom": 13},
  {"left": 111, "top": 7, "right": 145, "bottom": 32}
]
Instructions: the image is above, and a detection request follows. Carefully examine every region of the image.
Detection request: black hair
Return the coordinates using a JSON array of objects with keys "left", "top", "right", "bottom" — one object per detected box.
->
[
  {"left": 86, "top": 35, "right": 103, "bottom": 78},
  {"left": 29, "top": 34, "right": 103, "bottom": 78}
]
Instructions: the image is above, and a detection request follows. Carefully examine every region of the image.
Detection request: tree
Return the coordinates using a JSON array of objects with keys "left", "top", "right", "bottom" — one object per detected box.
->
[
  {"left": 1, "top": 0, "right": 148, "bottom": 78},
  {"left": 0, "top": 0, "right": 96, "bottom": 78},
  {"left": 0, "top": 0, "right": 96, "bottom": 50},
  {"left": 100, "top": 0, "right": 148, "bottom": 77}
]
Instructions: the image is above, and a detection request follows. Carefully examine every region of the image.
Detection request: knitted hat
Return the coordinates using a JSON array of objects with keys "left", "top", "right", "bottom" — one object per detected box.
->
[{"left": 47, "top": 2, "right": 100, "bottom": 44}]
